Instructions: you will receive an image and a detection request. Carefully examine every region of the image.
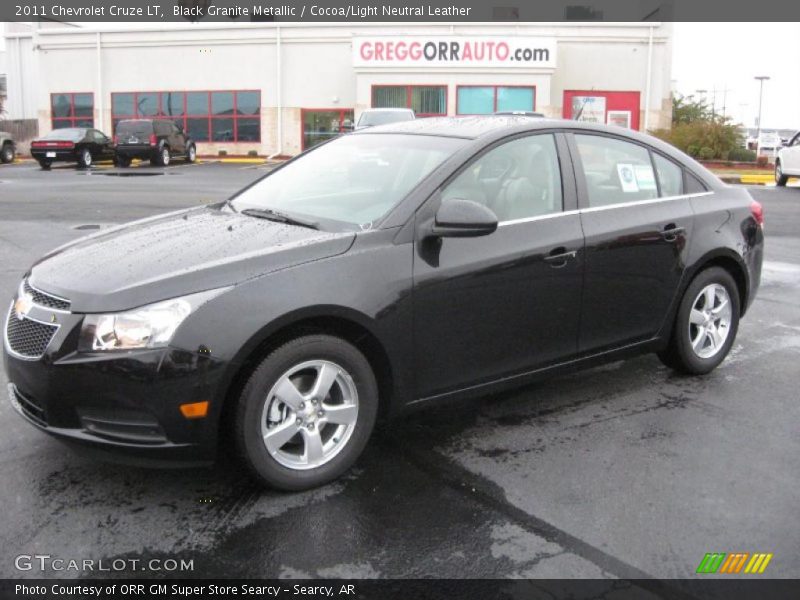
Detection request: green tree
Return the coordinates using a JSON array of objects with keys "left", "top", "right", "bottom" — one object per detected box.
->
[{"left": 651, "top": 93, "right": 745, "bottom": 160}]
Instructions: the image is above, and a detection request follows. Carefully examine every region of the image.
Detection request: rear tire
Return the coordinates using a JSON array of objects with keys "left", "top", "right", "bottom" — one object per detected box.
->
[
  {"left": 38, "top": 159, "right": 52, "bottom": 170},
  {"left": 234, "top": 334, "right": 378, "bottom": 491},
  {"left": 776, "top": 161, "right": 788, "bottom": 186},
  {"left": 185, "top": 144, "right": 197, "bottom": 164},
  {"left": 1, "top": 143, "right": 14, "bottom": 164},
  {"left": 77, "top": 147, "right": 93, "bottom": 169},
  {"left": 158, "top": 145, "right": 171, "bottom": 167},
  {"left": 658, "top": 267, "right": 740, "bottom": 375},
  {"left": 115, "top": 155, "right": 131, "bottom": 168}
]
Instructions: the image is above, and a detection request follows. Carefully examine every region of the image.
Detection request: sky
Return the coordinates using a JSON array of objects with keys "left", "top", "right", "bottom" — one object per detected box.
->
[
  {"left": 672, "top": 22, "right": 799, "bottom": 130},
  {"left": 3, "top": 21, "right": 798, "bottom": 130}
]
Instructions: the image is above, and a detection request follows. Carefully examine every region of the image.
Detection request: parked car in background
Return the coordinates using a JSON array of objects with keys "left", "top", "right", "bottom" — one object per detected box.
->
[
  {"left": 4, "top": 117, "right": 763, "bottom": 491},
  {"left": 354, "top": 108, "right": 415, "bottom": 130},
  {"left": 114, "top": 119, "right": 196, "bottom": 167},
  {"left": 776, "top": 131, "right": 800, "bottom": 186},
  {"left": 30, "top": 128, "right": 114, "bottom": 169},
  {"left": 1, "top": 131, "right": 17, "bottom": 164}
]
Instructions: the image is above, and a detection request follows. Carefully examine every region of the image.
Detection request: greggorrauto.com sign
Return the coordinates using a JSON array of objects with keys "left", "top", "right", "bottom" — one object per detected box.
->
[{"left": 353, "top": 36, "right": 557, "bottom": 68}]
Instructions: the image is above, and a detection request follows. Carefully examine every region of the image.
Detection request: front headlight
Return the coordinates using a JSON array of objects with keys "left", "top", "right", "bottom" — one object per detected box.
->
[{"left": 79, "top": 288, "right": 228, "bottom": 352}]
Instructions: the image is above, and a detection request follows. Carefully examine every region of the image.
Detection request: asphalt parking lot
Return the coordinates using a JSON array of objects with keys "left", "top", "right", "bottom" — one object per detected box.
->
[{"left": 0, "top": 161, "right": 798, "bottom": 589}]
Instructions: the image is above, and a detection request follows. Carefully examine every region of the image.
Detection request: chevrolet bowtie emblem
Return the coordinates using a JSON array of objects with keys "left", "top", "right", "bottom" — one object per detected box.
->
[{"left": 14, "top": 294, "right": 33, "bottom": 320}]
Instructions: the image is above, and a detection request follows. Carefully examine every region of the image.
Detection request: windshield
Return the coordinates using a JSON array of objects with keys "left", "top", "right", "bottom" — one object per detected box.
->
[
  {"left": 230, "top": 133, "right": 465, "bottom": 229},
  {"left": 42, "top": 128, "right": 85, "bottom": 141},
  {"left": 357, "top": 111, "right": 414, "bottom": 128}
]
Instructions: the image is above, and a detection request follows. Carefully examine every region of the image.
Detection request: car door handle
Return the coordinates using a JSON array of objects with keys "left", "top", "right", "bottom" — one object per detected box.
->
[
  {"left": 661, "top": 224, "right": 685, "bottom": 242},
  {"left": 543, "top": 248, "right": 577, "bottom": 268}
]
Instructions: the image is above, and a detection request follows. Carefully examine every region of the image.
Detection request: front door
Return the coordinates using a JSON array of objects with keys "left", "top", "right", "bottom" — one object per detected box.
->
[
  {"left": 413, "top": 133, "right": 584, "bottom": 399},
  {"left": 569, "top": 132, "right": 695, "bottom": 353}
]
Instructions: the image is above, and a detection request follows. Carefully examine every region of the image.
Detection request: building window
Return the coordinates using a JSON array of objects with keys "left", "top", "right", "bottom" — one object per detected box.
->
[
  {"left": 51, "top": 93, "right": 94, "bottom": 129},
  {"left": 111, "top": 90, "right": 261, "bottom": 142},
  {"left": 302, "top": 109, "right": 355, "bottom": 150},
  {"left": 456, "top": 86, "right": 536, "bottom": 115},
  {"left": 372, "top": 85, "right": 447, "bottom": 116}
]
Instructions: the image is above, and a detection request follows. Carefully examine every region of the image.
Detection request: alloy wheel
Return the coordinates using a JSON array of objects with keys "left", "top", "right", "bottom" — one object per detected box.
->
[
  {"left": 162, "top": 148, "right": 170, "bottom": 166},
  {"left": 82, "top": 149, "right": 92, "bottom": 167},
  {"left": 260, "top": 360, "right": 359, "bottom": 470},
  {"left": 776, "top": 162, "right": 782, "bottom": 182},
  {"left": 688, "top": 283, "right": 732, "bottom": 359}
]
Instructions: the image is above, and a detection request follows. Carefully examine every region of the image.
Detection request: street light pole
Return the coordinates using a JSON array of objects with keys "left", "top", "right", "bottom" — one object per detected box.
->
[{"left": 754, "top": 76, "right": 770, "bottom": 141}]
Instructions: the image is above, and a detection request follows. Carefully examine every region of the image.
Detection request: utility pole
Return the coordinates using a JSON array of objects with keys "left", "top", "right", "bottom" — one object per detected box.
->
[{"left": 754, "top": 76, "right": 770, "bottom": 141}]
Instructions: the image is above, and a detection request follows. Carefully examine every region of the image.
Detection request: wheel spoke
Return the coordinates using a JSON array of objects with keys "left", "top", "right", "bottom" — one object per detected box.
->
[
  {"left": 323, "top": 403, "right": 358, "bottom": 426},
  {"left": 711, "top": 299, "right": 728, "bottom": 316},
  {"left": 302, "top": 428, "right": 325, "bottom": 464},
  {"left": 273, "top": 377, "right": 305, "bottom": 412},
  {"left": 709, "top": 325, "right": 723, "bottom": 349},
  {"left": 263, "top": 420, "right": 300, "bottom": 454},
  {"left": 704, "top": 286, "right": 716, "bottom": 310},
  {"left": 310, "top": 363, "right": 338, "bottom": 401},
  {"left": 692, "top": 330, "right": 706, "bottom": 352},
  {"left": 690, "top": 309, "right": 705, "bottom": 325}
]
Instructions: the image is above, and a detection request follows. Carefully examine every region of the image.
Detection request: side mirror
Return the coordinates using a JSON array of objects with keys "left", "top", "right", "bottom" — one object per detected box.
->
[{"left": 429, "top": 198, "right": 498, "bottom": 238}]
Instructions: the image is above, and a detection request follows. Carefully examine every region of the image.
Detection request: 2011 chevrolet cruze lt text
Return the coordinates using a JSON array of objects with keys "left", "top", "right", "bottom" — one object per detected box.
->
[{"left": 4, "top": 117, "right": 764, "bottom": 490}]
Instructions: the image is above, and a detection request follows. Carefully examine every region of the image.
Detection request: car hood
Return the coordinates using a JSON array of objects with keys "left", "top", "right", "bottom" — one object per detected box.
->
[{"left": 27, "top": 206, "right": 356, "bottom": 313}]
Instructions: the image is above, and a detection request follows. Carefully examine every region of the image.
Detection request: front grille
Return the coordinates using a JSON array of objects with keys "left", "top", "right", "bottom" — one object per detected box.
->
[
  {"left": 8, "top": 384, "right": 47, "bottom": 427},
  {"left": 23, "top": 280, "right": 71, "bottom": 311},
  {"left": 5, "top": 305, "right": 58, "bottom": 359}
]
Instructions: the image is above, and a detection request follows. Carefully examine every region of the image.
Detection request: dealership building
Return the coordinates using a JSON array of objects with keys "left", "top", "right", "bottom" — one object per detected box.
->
[{"left": 3, "top": 21, "right": 673, "bottom": 155}]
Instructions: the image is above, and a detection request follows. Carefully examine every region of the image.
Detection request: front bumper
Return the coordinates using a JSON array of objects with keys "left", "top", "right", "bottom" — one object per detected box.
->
[{"left": 3, "top": 300, "right": 228, "bottom": 467}]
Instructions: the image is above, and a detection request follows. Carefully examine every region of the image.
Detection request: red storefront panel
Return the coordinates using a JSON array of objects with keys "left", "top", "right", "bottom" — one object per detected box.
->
[{"left": 562, "top": 90, "right": 641, "bottom": 131}]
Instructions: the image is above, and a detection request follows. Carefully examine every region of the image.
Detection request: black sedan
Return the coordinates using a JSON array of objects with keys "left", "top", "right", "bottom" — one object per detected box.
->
[
  {"left": 30, "top": 127, "right": 114, "bottom": 169},
  {"left": 4, "top": 117, "right": 763, "bottom": 491}
]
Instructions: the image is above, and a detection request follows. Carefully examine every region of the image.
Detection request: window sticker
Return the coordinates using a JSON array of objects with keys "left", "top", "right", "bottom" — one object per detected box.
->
[{"left": 616, "top": 163, "right": 639, "bottom": 192}]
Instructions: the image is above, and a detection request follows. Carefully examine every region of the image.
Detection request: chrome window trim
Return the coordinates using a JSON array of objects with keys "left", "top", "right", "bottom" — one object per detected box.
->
[
  {"left": 496, "top": 191, "right": 714, "bottom": 227},
  {"left": 4, "top": 301, "right": 61, "bottom": 362}
]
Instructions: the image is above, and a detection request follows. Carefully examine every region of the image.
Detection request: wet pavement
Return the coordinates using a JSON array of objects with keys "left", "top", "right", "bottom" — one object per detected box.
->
[{"left": 0, "top": 161, "right": 798, "bottom": 587}]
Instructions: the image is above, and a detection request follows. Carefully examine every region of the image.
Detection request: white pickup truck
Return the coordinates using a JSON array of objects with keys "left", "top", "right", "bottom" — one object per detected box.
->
[{"left": 776, "top": 131, "right": 800, "bottom": 186}]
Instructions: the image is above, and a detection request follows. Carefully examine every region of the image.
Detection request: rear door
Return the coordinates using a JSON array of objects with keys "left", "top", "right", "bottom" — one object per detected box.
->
[
  {"left": 568, "top": 132, "right": 696, "bottom": 353},
  {"left": 412, "top": 132, "right": 585, "bottom": 398}
]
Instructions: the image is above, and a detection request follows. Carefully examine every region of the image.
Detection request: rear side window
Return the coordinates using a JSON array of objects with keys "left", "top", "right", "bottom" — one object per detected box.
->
[
  {"left": 574, "top": 134, "right": 658, "bottom": 207},
  {"left": 442, "top": 134, "right": 563, "bottom": 222},
  {"left": 685, "top": 171, "right": 708, "bottom": 193},
  {"left": 653, "top": 153, "right": 684, "bottom": 197}
]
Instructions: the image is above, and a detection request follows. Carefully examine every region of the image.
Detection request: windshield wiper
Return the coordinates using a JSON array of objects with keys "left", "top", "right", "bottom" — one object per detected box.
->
[{"left": 240, "top": 208, "right": 319, "bottom": 230}]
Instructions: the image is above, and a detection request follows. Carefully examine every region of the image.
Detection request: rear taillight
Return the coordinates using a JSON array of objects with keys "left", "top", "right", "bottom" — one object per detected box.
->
[
  {"left": 149, "top": 134, "right": 157, "bottom": 146},
  {"left": 750, "top": 200, "right": 764, "bottom": 227},
  {"left": 112, "top": 135, "right": 119, "bottom": 145},
  {"left": 32, "top": 141, "right": 74, "bottom": 149}
]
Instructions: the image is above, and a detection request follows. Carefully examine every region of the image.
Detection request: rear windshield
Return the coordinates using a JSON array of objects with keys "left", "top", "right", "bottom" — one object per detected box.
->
[
  {"left": 116, "top": 121, "right": 154, "bottom": 138},
  {"left": 42, "top": 128, "right": 85, "bottom": 142},
  {"left": 357, "top": 111, "right": 414, "bottom": 127}
]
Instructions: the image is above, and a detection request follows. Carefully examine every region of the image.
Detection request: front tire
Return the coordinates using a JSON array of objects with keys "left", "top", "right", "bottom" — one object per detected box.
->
[
  {"left": 1, "top": 143, "right": 14, "bottom": 164},
  {"left": 235, "top": 335, "right": 378, "bottom": 491},
  {"left": 658, "top": 267, "right": 740, "bottom": 375},
  {"left": 77, "top": 147, "right": 93, "bottom": 169},
  {"left": 776, "top": 161, "right": 788, "bottom": 186}
]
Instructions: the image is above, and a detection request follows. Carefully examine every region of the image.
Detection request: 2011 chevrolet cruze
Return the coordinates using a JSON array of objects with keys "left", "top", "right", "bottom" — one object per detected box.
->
[{"left": 4, "top": 117, "right": 763, "bottom": 490}]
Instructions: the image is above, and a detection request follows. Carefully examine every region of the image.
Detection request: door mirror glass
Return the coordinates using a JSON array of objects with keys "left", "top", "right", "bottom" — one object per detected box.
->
[{"left": 430, "top": 198, "right": 498, "bottom": 238}]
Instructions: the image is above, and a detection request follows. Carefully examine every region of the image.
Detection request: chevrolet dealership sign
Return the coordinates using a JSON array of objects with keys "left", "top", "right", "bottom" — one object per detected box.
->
[{"left": 353, "top": 36, "right": 557, "bottom": 68}]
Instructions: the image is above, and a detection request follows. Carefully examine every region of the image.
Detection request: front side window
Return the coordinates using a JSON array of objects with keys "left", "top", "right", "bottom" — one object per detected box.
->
[
  {"left": 574, "top": 134, "right": 658, "bottom": 207},
  {"left": 231, "top": 134, "right": 466, "bottom": 229},
  {"left": 441, "top": 134, "right": 563, "bottom": 222}
]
